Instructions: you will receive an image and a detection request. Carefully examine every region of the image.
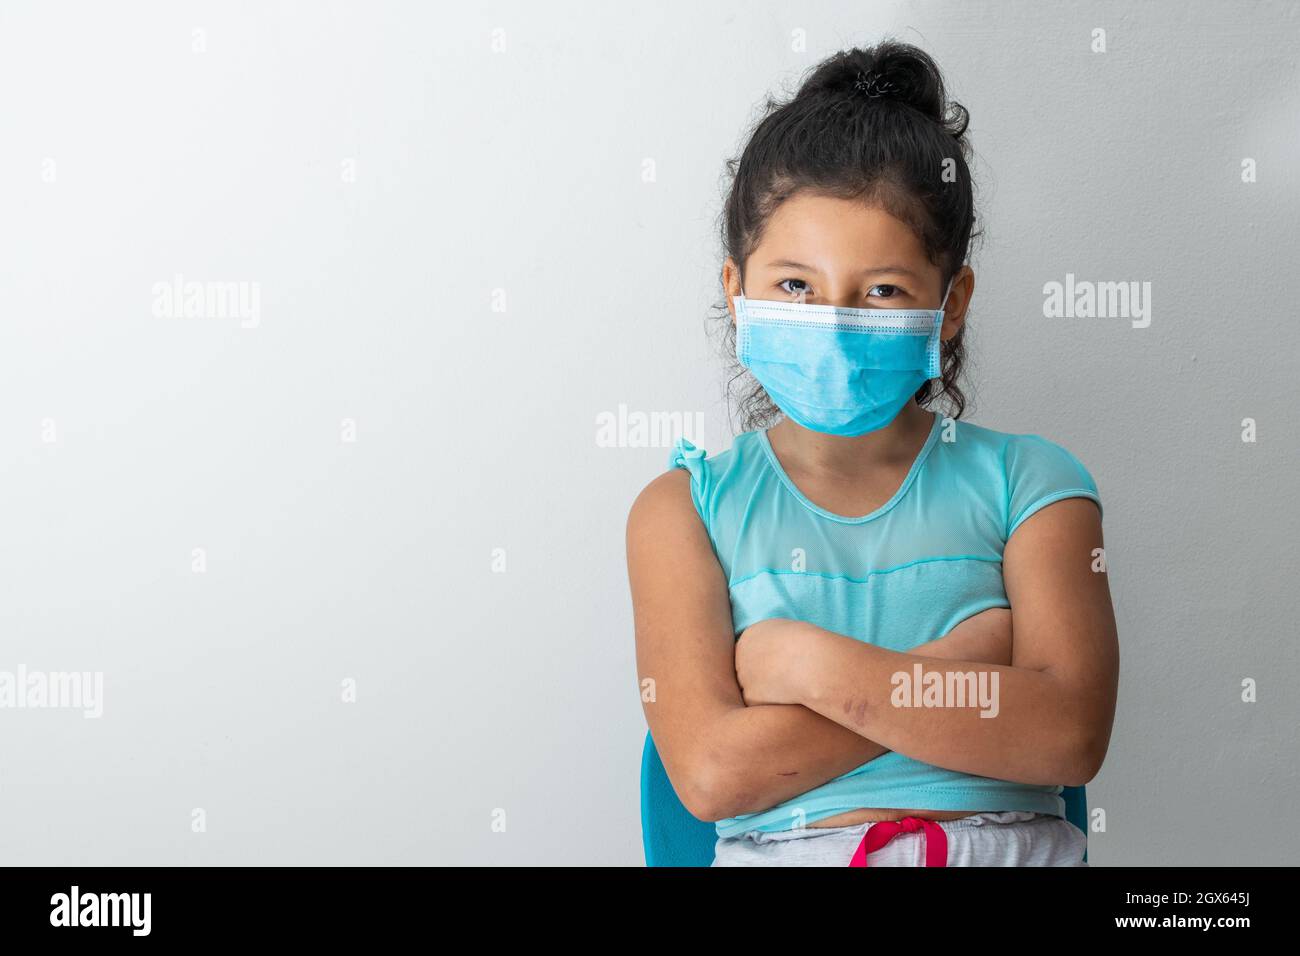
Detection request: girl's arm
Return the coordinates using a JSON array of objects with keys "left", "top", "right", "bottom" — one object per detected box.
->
[
  {"left": 739, "top": 498, "right": 1119, "bottom": 787},
  {"left": 627, "top": 467, "right": 1015, "bottom": 822},
  {"left": 717, "top": 609, "right": 1014, "bottom": 818}
]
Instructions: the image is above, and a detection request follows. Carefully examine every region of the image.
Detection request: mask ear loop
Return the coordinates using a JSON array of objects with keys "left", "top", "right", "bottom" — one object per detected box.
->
[
  {"left": 939, "top": 275, "right": 957, "bottom": 312},
  {"left": 927, "top": 275, "right": 957, "bottom": 381},
  {"left": 733, "top": 279, "right": 747, "bottom": 362}
]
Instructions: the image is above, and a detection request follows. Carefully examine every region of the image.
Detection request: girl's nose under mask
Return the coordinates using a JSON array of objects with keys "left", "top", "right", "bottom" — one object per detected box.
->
[{"left": 734, "top": 279, "right": 953, "bottom": 436}]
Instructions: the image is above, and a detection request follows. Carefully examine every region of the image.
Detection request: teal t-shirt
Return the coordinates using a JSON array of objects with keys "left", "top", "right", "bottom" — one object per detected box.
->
[{"left": 667, "top": 408, "right": 1103, "bottom": 839}]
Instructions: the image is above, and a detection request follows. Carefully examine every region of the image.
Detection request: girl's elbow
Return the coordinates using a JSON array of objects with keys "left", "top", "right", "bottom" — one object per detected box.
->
[
  {"left": 1060, "top": 727, "right": 1108, "bottom": 787},
  {"left": 684, "top": 751, "right": 763, "bottom": 822},
  {"left": 680, "top": 763, "right": 736, "bottom": 822}
]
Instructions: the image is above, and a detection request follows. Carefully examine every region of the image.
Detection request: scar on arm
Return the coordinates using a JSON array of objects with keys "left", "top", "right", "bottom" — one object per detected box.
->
[{"left": 842, "top": 696, "right": 869, "bottom": 727}]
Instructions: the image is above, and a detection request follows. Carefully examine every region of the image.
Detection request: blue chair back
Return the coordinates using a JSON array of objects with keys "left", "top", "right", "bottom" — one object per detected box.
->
[{"left": 640, "top": 730, "right": 1088, "bottom": 866}]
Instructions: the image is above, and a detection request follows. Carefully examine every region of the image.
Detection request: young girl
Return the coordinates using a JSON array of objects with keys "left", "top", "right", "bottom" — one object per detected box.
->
[{"left": 626, "top": 41, "right": 1119, "bottom": 867}]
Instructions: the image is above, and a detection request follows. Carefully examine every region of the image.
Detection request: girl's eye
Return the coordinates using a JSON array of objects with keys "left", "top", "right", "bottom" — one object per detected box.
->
[{"left": 775, "top": 279, "right": 904, "bottom": 301}]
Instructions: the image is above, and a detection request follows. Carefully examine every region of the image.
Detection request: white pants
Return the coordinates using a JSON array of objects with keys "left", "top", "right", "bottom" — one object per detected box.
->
[{"left": 710, "top": 811, "right": 1088, "bottom": 867}]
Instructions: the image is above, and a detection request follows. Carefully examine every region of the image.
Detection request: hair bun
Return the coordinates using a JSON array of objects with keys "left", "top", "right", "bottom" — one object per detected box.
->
[
  {"left": 799, "top": 40, "right": 969, "bottom": 140},
  {"left": 853, "top": 70, "right": 902, "bottom": 99}
]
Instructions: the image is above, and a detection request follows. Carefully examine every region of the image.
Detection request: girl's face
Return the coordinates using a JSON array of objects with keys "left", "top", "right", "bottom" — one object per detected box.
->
[{"left": 725, "top": 191, "right": 972, "bottom": 344}]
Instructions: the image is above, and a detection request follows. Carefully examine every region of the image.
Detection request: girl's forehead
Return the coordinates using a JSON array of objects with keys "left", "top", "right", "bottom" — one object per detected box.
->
[{"left": 756, "top": 195, "right": 929, "bottom": 265}]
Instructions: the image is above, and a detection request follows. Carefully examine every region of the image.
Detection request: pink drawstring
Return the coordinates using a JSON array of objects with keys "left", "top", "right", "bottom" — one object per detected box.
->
[{"left": 848, "top": 815, "right": 948, "bottom": 867}]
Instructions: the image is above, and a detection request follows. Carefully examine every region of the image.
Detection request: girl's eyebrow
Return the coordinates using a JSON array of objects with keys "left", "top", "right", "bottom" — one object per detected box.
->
[{"left": 764, "top": 258, "right": 921, "bottom": 278}]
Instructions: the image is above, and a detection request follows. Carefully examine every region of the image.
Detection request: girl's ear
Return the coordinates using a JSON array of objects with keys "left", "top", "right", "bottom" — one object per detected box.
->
[
  {"left": 940, "top": 265, "right": 975, "bottom": 342},
  {"left": 722, "top": 257, "right": 742, "bottom": 322}
]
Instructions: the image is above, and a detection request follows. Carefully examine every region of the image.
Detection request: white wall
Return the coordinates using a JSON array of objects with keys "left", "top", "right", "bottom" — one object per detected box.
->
[{"left": 0, "top": 0, "right": 1295, "bottom": 865}]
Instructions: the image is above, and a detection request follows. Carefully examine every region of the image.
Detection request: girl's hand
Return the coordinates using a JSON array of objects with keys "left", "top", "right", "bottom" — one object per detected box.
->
[
  {"left": 735, "top": 610, "right": 1013, "bottom": 707},
  {"left": 735, "top": 618, "right": 818, "bottom": 706}
]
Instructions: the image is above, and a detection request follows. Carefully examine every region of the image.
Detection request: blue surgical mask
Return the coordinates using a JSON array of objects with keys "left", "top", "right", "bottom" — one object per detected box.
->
[{"left": 734, "top": 279, "right": 954, "bottom": 437}]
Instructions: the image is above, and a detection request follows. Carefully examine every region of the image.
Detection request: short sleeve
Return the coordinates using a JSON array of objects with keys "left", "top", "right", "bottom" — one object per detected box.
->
[
  {"left": 1004, "top": 434, "right": 1102, "bottom": 540},
  {"left": 667, "top": 436, "right": 712, "bottom": 532}
]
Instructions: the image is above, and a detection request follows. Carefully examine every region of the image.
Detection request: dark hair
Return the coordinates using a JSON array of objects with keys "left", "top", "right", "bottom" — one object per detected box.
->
[{"left": 714, "top": 40, "right": 980, "bottom": 433}]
